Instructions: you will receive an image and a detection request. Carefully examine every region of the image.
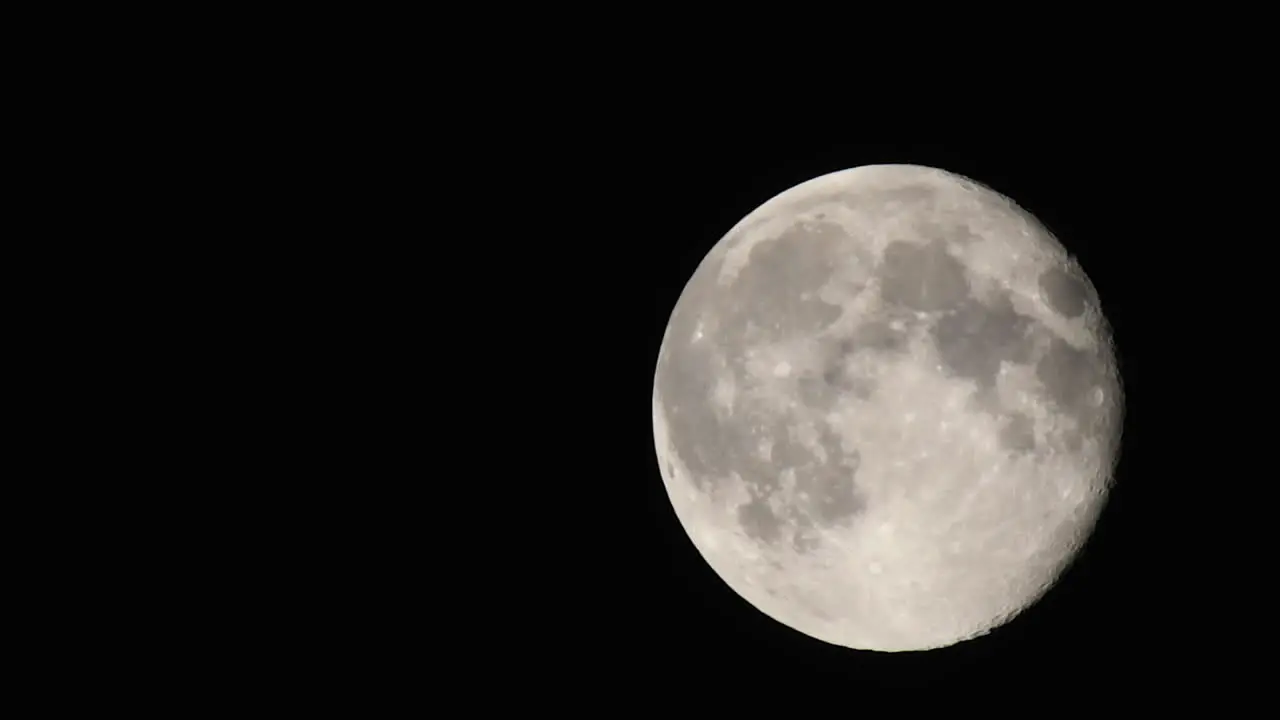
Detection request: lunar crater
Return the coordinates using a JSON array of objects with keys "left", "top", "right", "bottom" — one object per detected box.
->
[
  {"left": 714, "top": 228, "right": 845, "bottom": 350},
  {"left": 1037, "top": 265, "right": 1088, "bottom": 318}
]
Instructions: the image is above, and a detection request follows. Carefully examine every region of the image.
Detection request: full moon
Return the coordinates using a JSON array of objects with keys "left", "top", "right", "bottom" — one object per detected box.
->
[{"left": 652, "top": 164, "right": 1123, "bottom": 652}]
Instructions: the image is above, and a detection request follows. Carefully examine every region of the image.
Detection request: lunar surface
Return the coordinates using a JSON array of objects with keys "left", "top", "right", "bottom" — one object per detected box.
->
[{"left": 652, "top": 164, "right": 1123, "bottom": 652}]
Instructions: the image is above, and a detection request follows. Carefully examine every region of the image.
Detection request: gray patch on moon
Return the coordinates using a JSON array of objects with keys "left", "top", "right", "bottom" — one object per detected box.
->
[
  {"left": 930, "top": 292, "right": 1034, "bottom": 389},
  {"left": 654, "top": 344, "right": 735, "bottom": 490},
  {"left": 998, "top": 413, "right": 1037, "bottom": 453},
  {"left": 727, "top": 420, "right": 867, "bottom": 547},
  {"left": 715, "top": 220, "right": 848, "bottom": 350},
  {"left": 795, "top": 375, "right": 832, "bottom": 409},
  {"left": 878, "top": 240, "right": 971, "bottom": 312},
  {"left": 795, "top": 321, "right": 912, "bottom": 409},
  {"left": 796, "top": 368, "right": 873, "bottom": 409},
  {"left": 735, "top": 436, "right": 867, "bottom": 550},
  {"left": 795, "top": 445, "right": 865, "bottom": 526},
  {"left": 791, "top": 526, "right": 821, "bottom": 553},
  {"left": 737, "top": 496, "right": 783, "bottom": 544},
  {"left": 1037, "top": 266, "right": 1087, "bottom": 318},
  {"left": 760, "top": 421, "right": 815, "bottom": 486},
  {"left": 654, "top": 323, "right": 873, "bottom": 545},
  {"left": 654, "top": 215, "right": 849, "bottom": 493},
  {"left": 846, "top": 320, "right": 910, "bottom": 354},
  {"left": 654, "top": 245, "right": 733, "bottom": 489},
  {"left": 1036, "top": 337, "right": 1108, "bottom": 433}
]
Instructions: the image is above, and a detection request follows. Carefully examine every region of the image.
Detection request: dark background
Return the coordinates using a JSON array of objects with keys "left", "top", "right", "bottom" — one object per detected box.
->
[
  {"left": 16, "top": 17, "right": 1272, "bottom": 707},
  {"left": 526, "top": 135, "right": 1261, "bottom": 699}
]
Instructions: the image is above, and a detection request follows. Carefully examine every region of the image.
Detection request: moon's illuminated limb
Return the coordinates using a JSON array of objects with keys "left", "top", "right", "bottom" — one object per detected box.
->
[{"left": 652, "top": 164, "right": 1122, "bottom": 652}]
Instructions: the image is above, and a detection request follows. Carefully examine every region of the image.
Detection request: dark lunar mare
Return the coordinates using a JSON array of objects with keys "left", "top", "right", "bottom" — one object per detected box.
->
[
  {"left": 655, "top": 219, "right": 873, "bottom": 549},
  {"left": 1035, "top": 336, "right": 1114, "bottom": 448},
  {"left": 873, "top": 235, "right": 1068, "bottom": 455},
  {"left": 714, "top": 221, "right": 847, "bottom": 345},
  {"left": 878, "top": 240, "right": 970, "bottom": 312},
  {"left": 1038, "top": 266, "right": 1087, "bottom": 318},
  {"left": 999, "top": 413, "right": 1037, "bottom": 453},
  {"left": 930, "top": 293, "right": 1034, "bottom": 391}
]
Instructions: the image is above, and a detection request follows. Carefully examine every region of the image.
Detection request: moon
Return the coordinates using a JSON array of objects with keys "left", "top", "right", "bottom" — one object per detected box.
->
[{"left": 652, "top": 164, "right": 1123, "bottom": 652}]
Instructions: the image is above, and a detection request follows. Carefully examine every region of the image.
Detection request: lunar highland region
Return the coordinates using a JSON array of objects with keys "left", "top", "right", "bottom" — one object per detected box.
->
[{"left": 652, "top": 164, "right": 1122, "bottom": 652}]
